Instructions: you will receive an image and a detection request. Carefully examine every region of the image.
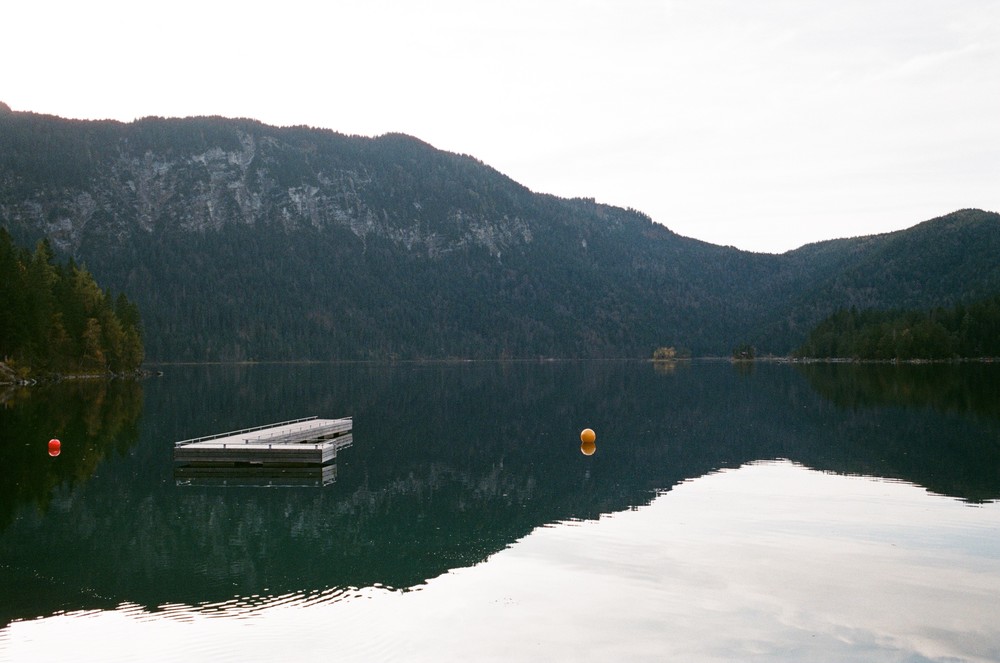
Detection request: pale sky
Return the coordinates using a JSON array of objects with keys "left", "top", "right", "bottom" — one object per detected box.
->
[{"left": 3, "top": 0, "right": 999, "bottom": 253}]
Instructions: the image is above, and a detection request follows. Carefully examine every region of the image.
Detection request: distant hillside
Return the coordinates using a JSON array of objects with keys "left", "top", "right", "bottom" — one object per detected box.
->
[
  {"left": 765, "top": 208, "right": 1000, "bottom": 344},
  {"left": 1, "top": 104, "right": 998, "bottom": 360}
]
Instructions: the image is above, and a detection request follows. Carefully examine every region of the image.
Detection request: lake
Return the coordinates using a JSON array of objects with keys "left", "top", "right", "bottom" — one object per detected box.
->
[{"left": 2, "top": 360, "right": 999, "bottom": 662}]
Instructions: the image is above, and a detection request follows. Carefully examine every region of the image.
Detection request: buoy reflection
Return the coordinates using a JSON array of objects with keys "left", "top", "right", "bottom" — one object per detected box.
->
[{"left": 580, "top": 440, "right": 596, "bottom": 456}]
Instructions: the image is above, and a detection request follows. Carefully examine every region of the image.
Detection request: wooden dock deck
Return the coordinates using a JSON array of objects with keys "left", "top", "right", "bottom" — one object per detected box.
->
[{"left": 173, "top": 416, "right": 352, "bottom": 466}]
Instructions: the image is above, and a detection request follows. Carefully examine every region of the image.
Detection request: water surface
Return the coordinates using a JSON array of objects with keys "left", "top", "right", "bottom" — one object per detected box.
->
[{"left": 2, "top": 361, "right": 999, "bottom": 661}]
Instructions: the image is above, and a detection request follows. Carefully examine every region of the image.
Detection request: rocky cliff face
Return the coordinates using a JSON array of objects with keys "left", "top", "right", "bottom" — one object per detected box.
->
[
  {"left": 4, "top": 110, "right": 718, "bottom": 360},
  {"left": 1, "top": 120, "right": 535, "bottom": 262}
]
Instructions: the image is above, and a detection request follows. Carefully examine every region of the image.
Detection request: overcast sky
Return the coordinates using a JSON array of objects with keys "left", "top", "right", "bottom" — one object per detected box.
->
[{"left": 4, "top": 0, "right": 999, "bottom": 253}]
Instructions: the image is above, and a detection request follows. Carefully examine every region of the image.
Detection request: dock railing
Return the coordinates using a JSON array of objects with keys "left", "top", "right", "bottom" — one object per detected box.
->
[
  {"left": 250, "top": 421, "right": 352, "bottom": 446},
  {"left": 174, "top": 416, "right": 323, "bottom": 447}
]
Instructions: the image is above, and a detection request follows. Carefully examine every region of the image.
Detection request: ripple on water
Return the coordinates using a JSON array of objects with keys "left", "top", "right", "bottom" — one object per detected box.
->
[{"left": 103, "top": 584, "right": 358, "bottom": 627}]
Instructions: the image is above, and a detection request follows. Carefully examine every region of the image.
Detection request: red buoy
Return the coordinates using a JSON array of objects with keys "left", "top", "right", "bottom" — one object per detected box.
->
[{"left": 48, "top": 438, "right": 61, "bottom": 457}]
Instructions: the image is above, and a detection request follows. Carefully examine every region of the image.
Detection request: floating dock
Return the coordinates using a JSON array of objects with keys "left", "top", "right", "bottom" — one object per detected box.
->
[{"left": 173, "top": 416, "right": 352, "bottom": 467}]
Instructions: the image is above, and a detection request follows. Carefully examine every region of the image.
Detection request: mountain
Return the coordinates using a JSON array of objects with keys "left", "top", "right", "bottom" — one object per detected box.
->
[
  {"left": 1, "top": 104, "right": 998, "bottom": 360},
  {"left": 767, "top": 208, "right": 1000, "bottom": 343}
]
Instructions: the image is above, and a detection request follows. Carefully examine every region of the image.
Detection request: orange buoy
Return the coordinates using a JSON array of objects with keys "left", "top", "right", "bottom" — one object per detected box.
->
[
  {"left": 48, "top": 438, "right": 61, "bottom": 457},
  {"left": 580, "top": 428, "right": 596, "bottom": 444}
]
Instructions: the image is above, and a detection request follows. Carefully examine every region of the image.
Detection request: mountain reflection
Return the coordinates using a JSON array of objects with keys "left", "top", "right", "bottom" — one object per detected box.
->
[
  {"left": 2, "top": 361, "right": 999, "bottom": 625},
  {"left": 797, "top": 362, "right": 1000, "bottom": 502}
]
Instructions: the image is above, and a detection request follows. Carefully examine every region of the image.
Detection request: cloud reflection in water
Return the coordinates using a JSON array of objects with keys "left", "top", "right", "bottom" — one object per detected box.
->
[{"left": 4, "top": 460, "right": 998, "bottom": 662}]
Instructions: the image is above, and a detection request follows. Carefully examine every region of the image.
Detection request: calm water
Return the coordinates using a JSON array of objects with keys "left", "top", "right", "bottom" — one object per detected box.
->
[{"left": 2, "top": 361, "right": 999, "bottom": 662}]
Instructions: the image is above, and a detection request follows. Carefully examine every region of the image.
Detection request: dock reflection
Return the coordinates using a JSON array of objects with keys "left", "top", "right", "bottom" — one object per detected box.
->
[{"left": 174, "top": 463, "right": 338, "bottom": 487}]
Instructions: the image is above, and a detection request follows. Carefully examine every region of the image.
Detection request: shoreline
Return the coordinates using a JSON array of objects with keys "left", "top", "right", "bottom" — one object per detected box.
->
[
  {"left": 0, "top": 361, "right": 154, "bottom": 386},
  {"left": 4, "top": 355, "right": 998, "bottom": 386}
]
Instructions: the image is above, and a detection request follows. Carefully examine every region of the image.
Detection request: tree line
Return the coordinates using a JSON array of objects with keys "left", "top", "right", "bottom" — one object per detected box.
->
[
  {"left": 795, "top": 296, "right": 1000, "bottom": 360},
  {"left": 0, "top": 228, "right": 143, "bottom": 376}
]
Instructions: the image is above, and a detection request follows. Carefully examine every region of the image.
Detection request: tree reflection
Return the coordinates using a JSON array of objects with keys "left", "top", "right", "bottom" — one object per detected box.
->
[
  {"left": 797, "top": 362, "right": 1000, "bottom": 420},
  {"left": 0, "top": 379, "right": 143, "bottom": 529}
]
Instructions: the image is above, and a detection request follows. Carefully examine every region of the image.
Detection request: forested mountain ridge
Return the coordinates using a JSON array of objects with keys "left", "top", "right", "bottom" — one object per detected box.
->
[
  {"left": 752, "top": 208, "right": 1000, "bottom": 347},
  {"left": 1, "top": 104, "right": 998, "bottom": 360}
]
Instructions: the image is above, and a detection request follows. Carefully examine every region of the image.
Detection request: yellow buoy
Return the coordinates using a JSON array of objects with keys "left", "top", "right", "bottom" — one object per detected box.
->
[{"left": 580, "top": 428, "right": 596, "bottom": 444}]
